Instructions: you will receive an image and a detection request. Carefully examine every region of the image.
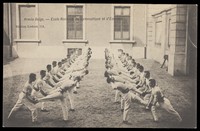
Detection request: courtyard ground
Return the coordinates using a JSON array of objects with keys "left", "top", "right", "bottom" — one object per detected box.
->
[{"left": 3, "top": 58, "right": 197, "bottom": 128}]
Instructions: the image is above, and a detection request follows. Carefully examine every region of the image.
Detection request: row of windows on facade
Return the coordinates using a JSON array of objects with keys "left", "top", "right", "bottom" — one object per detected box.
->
[
  {"left": 18, "top": 5, "right": 131, "bottom": 40},
  {"left": 18, "top": 5, "right": 170, "bottom": 47}
]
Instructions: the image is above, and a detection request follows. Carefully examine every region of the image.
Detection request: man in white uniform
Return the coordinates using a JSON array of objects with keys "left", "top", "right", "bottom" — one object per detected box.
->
[
  {"left": 7, "top": 73, "right": 39, "bottom": 123},
  {"left": 146, "top": 79, "right": 182, "bottom": 122}
]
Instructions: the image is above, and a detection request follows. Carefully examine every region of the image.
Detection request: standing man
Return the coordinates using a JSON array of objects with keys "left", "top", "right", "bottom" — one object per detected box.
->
[
  {"left": 31, "top": 70, "right": 54, "bottom": 112},
  {"left": 37, "top": 75, "right": 82, "bottom": 122},
  {"left": 146, "top": 79, "right": 182, "bottom": 122},
  {"left": 7, "top": 73, "right": 39, "bottom": 123}
]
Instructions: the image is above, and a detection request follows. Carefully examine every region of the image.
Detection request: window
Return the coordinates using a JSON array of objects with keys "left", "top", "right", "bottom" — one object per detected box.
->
[
  {"left": 155, "top": 20, "right": 162, "bottom": 46},
  {"left": 18, "top": 5, "right": 36, "bottom": 39},
  {"left": 67, "top": 6, "right": 83, "bottom": 39},
  {"left": 114, "top": 7, "right": 130, "bottom": 40},
  {"left": 68, "top": 48, "right": 82, "bottom": 57}
]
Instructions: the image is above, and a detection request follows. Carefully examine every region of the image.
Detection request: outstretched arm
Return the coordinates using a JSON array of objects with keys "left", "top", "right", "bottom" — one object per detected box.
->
[{"left": 129, "top": 85, "right": 143, "bottom": 94}]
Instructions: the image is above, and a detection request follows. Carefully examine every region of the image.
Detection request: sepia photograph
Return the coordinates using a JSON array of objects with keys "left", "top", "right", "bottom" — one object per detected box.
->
[{"left": 3, "top": 3, "right": 197, "bottom": 128}]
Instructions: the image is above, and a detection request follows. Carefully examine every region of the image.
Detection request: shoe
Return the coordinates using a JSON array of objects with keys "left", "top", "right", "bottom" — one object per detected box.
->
[
  {"left": 41, "top": 109, "right": 49, "bottom": 112},
  {"left": 73, "top": 91, "right": 78, "bottom": 94},
  {"left": 145, "top": 106, "right": 150, "bottom": 110},
  {"left": 7, "top": 116, "right": 13, "bottom": 120},
  {"left": 154, "top": 118, "right": 158, "bottom": 122},
  {"left": 7, "top": 114, "right": 17, "bottom": 120},
  {"left": 123, "top": 121, "right": 132, "bottom": 125},
  {"left": 69, "top": 108, "right": 75, "bottom": 111},
  {"left": 114, "top": 101, "right": 120, "bottom": 104},
  {"left": 33, "top": 99, "right": 39, "bottom": 104},
  {"left": 32, "top": 121, "right": 40, "bottom": 124},
  {"left": 63, "top": 120, "right": 69, "bottom": 123},
  {"left": 178, "top": 118, "right": 183, "bottom": 123}
]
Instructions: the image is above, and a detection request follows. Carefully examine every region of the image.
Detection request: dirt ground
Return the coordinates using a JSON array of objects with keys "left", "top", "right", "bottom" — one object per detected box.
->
[{"left": 3, "top": 58, "right": 197, "bottom": 128}]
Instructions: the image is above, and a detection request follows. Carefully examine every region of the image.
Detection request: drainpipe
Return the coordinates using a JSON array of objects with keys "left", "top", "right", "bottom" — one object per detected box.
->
[
  {"left": 144, "top": 4, "right": 148, "bottom": 59},
  {"left": 8, "top": 3, "right": 13, "bottom": 57},
  {"left": 185, "top": 5, "right": 189, "bottom": 75}
]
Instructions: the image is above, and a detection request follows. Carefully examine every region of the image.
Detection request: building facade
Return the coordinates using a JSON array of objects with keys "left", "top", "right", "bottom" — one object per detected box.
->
[
  {"left": 3, "top": 3, "right": 197, "bottom": 76},
  {"left": 146, "top": 4, "right": 197, "bottom": 76},
  {"left": 3, "top": 3, "right": 146, "bottom": 59}
]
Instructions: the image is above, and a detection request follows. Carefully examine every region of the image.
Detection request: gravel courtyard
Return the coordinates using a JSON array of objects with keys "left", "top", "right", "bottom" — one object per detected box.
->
[{"left": 3, "top": 58, "right": 197, "bottom": 128}]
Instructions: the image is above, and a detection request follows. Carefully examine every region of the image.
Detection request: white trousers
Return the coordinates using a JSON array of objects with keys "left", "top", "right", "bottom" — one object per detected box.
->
[
  {"left": 7, "top": 92, "right": 38, "bottom": 122},
  {"left": 67, "top": 88, "right": 75, "bottom": 110},
  {"left": 121, "top": 91, "right": 148, "bottom": 121},
  {"left": 151, "top": 97, "right": 182, "bottom": 122},
  {"left": 59, "top": 97, "right": 68, "bottom": 121}
]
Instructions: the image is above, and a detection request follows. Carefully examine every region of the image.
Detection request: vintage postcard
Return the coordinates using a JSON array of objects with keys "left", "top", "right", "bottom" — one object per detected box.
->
[{"left": 3, "top": 3, "right": 197, "bottom": 128}]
